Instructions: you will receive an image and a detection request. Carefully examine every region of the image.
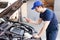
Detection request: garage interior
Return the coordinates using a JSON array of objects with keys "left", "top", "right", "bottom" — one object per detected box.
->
[{"left": 0, "top": 0, "right": 60, "bottom": 40}]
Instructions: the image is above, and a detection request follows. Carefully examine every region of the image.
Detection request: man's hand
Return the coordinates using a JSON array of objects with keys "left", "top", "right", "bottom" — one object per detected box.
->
[
  {"left": 33, "top": 34, "right": 40, "bottom": 39},
  {"left": 25, "top": 18, "right": 31, "bottom": 23}
]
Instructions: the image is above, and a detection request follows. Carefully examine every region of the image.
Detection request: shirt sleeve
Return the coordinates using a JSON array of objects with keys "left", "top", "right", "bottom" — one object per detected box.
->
[
  {"left": 44, "top": 12, "right": 53, "bottom": 21},
  {"left": 40, "top": 14, "right": 42, "bottom": 18}
]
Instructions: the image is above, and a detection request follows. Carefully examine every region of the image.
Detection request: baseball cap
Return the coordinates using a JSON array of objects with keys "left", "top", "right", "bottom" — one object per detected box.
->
[{"left": 31, "top": 1, "right": 43, "bottom": 10}]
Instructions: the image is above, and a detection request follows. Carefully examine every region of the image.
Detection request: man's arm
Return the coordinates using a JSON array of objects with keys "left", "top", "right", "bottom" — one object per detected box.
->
[
  {"left": 25, "top": 18, "right": 42, "bottom": 25},
  {"left": 38, "top": 21, "right": 50, "bottom": 37}
]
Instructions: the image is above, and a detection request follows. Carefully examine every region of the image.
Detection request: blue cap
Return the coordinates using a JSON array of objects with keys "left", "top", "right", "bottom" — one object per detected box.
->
[{"left": 31, "top": 1, "right": 43, "bottom": 10}]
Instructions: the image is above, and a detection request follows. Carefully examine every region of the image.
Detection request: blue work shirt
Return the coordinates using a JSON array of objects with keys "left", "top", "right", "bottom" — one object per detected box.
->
[{"left": 40, "top": 8, "right": 58, "bottom": 32}]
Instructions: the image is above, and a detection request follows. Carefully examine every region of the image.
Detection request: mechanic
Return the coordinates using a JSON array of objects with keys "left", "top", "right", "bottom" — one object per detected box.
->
[{"left": 25, "top": 1, "right": 58, "bottom": 40}]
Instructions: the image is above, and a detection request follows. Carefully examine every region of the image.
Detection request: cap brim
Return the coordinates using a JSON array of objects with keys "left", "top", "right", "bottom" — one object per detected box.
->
[{"left": 31, "top": 7, "right": 35, "bottom": 10}]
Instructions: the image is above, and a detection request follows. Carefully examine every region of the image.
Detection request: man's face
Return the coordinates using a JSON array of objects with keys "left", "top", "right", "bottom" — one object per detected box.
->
[{"left": 35, "top": 6, "right": 42, "bottom": 13}]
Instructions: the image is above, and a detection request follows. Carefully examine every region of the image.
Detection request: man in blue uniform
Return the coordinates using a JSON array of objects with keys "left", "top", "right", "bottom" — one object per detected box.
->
[{"left": 25, "top": 1, "right": 58, "bottom": 40}]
